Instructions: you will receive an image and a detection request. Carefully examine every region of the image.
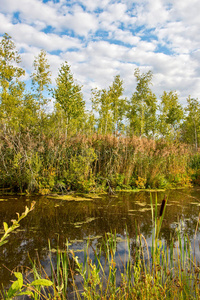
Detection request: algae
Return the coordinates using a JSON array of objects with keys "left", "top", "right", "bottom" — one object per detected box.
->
[
  {"left": 71, "top": 217, "right": 98, "bottom": 226},
  {"left": 47, "top": 194, "right": 94, "bottom": 201}
]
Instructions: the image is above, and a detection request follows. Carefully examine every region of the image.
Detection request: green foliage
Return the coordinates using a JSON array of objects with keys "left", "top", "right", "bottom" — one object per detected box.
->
[
  {"left": 4, "top": 272, "right": 52, "bottom": 300},
  {"left": 127, "top": 68, "right": 157, "bottom": 137},
  {"left": 91, "top": 75, "right": 126, "bottom": 135},
  {"left": 0, "top": 201, "right": 35, "bottom": 247},
  {"left": 159, "top": 91, "right": 183, "bottom": 140},
  {"left": 63, "top": 148, "right": 97, "bottom": 192},
  {"left": 54, "top": 62, "right": 85, "bottom": 137},
  {"left": 31, "top": 49, "right": 52, "bottom": 108},
  {"left": 0, "top": 202, "right": 55, "bottom": 299},
  {"left": 2, "top": 32, "right": 200, "bottom": 298},
  {"left": 0, "top": 33, "right": 26, "bottom": 133},
  {"left": 181, "top": 96, "right": 200, "bottom": 150},
  {"left": 91, "top": 88, "right": 113, "bottom": 135},
  {"left": 0, "top": 33, "right": 200, "bottom": 194},
  {"left": 0, "top": 33, "right": 25, "bottom": 91}
]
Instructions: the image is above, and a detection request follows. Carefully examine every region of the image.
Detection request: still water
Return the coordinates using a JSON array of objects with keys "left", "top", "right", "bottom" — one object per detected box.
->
[{"left": 0, "top": 189, "right": 200, "bottom": 290}]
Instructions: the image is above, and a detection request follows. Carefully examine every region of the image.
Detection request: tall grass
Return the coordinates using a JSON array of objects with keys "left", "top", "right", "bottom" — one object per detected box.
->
[{"left": 0, "top": 133, "right": 194, "bottom": 194}]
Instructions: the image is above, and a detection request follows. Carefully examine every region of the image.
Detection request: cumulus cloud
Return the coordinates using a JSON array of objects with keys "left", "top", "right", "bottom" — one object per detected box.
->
[{"left": 0, "top": 0, "right": 200, "bottom": 106}]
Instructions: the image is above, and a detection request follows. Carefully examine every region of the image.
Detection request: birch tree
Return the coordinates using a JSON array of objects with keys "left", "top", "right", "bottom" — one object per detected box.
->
[
  {"left": 127, "top": 68, "right": 157, "bottom": 137},
  {"left": 54, "top": 62, "right": 85, "bottom": 137}
]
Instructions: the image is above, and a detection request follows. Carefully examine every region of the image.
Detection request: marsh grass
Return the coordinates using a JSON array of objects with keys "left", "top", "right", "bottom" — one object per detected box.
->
[{"left": 1, "top": 195, "right": 200, "bottom": 299}]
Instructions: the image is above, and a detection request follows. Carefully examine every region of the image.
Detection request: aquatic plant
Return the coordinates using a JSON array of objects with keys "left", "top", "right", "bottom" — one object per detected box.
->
[{"left": 0, "top": 202, "right": 54, "bottom": 299}]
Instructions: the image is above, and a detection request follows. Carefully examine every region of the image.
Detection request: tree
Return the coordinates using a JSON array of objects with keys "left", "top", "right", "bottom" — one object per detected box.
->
[
  {"left": 0, "top": 33, "right": 25, "bottom": 91},
  {"left": 53, "top": 62, "right": 85, "bottom": 137},
  {"left": 109, "top": 75, "right": 126, "bottom": 135},
  {"left": 31, "top": 49, "right": 52, "bottom": 110},
  {"left": 181, "top": 96, "right": 200, "bottom": 150},
  {"left": 158, "top": 91, "right": 183, "bottom": 140},
  {"left": 91, "top": 75, "right": 126, "bottom": 135},
  {"left": 127, "top": 68, "right": 157, "bottom": 137},
  {"left": 0, "top": 33, "right": 25, "bottom": 132},
  {"left": 91, "top": 88, "right": 112, "bottom": 135}
]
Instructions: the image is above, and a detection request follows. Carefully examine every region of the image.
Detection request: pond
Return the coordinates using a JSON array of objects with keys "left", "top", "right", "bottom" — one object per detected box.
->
[{"left": 0, "top": 189, "right": 200, "bottom": 292}]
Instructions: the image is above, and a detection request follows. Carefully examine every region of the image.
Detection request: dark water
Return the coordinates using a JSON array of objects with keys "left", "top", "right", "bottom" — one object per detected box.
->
[{"left": 0, "top": 189, "right": 200, "bottom": 290}]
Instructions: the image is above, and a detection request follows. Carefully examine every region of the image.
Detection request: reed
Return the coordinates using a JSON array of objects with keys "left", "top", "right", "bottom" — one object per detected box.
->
[{"left": 0, "top": 132, "right": 194, "bottom": 194}]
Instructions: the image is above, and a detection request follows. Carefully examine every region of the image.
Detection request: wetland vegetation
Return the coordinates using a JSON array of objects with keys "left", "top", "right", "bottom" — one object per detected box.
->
[
  {"left": 0, "top": 34, "right": 200, "bottom": 195},
  {"left": 0, "top": 33, "right": 200, "bottom": 298}
]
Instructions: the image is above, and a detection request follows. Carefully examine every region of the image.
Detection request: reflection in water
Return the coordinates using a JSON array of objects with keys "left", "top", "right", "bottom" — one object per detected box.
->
[{"left": 0, "top": 189, "right": 200, "bottom": 290}]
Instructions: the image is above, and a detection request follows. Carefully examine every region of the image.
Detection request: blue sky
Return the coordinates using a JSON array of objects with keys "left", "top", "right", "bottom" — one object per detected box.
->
[{"left": 0, "top": 0, "right": 200, "bottom": 108}]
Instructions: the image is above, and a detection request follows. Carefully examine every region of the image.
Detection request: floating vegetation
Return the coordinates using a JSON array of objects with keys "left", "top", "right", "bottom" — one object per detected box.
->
[
  {"left": 135, "top": 202, "right": 146, "bottom": 206},
  {"left": 138, "top": 207, "right": 151, "bottom": 212},
  {"left": 74, "top": 249, "right": 84, "bottom": 253},
  {"left": 71, "top": 217, "right": 98, "bottom": 227},
  {"left": 116, "top": 236, "right": 126, "bottom": 242},
  {"left": 69, "top": 239, "right": 84, "bottom": 244},
  {"left": 83, "top": 235, "right": 102, "bottom": 240},
  {"left": 47, "top": 194, "right": 94, "bottom": 201},
  {"left": 50, "top": 248, "right": 69, "bottom": 253},
  {"left": 83, "top": 193, "right": 102, "bottom": 199}
]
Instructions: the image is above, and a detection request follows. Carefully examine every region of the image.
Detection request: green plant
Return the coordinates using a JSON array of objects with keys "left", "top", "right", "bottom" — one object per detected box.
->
[
  {"left": 0, "top": 201, "right": 35, "bottom": 247},
  {"left": 0, "top": 202, "right": 54, "bottom": 299}
]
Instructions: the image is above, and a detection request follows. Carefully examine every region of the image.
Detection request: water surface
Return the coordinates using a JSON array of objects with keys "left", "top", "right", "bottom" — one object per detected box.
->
[{"left": 0, "top": 189, "right": 200, "bottom": 290}]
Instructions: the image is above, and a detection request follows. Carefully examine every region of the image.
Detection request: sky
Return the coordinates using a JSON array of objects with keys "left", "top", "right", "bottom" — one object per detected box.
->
[{"left": 0, "top": 0, "right": 200, "bottom": 109}]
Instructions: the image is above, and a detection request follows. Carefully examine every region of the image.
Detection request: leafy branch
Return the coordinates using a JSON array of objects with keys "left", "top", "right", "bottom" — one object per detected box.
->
[{"left": 0, "top": 201, "right": 36, "bottom": 247}]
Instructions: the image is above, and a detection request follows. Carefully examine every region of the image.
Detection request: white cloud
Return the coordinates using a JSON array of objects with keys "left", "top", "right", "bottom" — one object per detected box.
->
[
  {"left": 0, "top": 0, "right": 59, "bottom": 26},
  {"left": 63, "top": 6, "right": 99, "bottom": 36},
  {"left": 114, "top": 30, "right": 140, "bottom": 46},
  {"left": 77, "top": 0, "right": 110, "bottom": 11},
  {"left": 0, "top": 0, "right": 200, "bottom": 107},
  {"left": 0, "top": 17, "right": 82, "bottom": 52}
]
